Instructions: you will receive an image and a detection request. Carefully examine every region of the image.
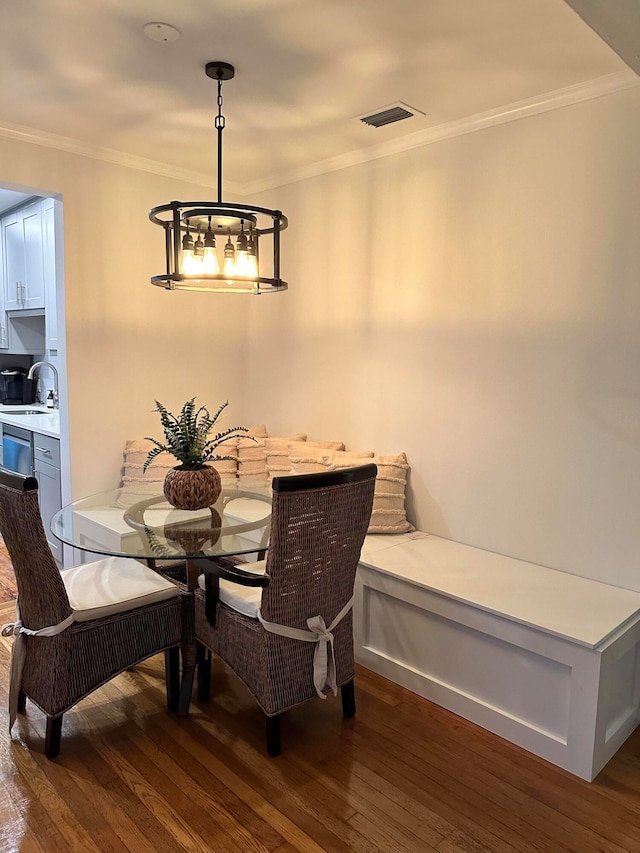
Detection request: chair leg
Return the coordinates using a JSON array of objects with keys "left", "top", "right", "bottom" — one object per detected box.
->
[
  {"left": 45, "top": 715, "right": 62, "bottom": 759},
  {"left": 17, "top": 689, "right": 26, "bottom": 713},
  {"left": 165, "top": 647, "right": 180, "bottom": 712},
  {"left": 197, "top": 643, "right": 212, "bottom": 702},
  {"left": 266, "top": 714, "right": 281, "bottom": 757},
  {"left": 341, "top": 679, "right": 356, "bottom": 718},
  {"left": 177, "top": 664, "right": 196, "bottom": 717}
]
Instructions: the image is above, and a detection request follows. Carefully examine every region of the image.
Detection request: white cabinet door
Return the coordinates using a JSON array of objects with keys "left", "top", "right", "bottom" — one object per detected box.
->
[
  {"left": 22, "top": 202, "right": 45, "bottom": 309},
  {"left": 3, "top": 209, "right": 24, "bottom": 310},
  {"left": 33, "top": 435, "right": 62, "bottom": 564},
  {"left": 34, "top": 458, "right": 62, "bottom": 563},
  {"left": 2, "top": 200, "right": 45, "bottom": 311}
]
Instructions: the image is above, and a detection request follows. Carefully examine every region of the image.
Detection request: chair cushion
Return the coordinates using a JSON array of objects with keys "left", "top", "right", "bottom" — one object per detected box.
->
[
  {"left": 62, "top": 557, "right": 180, "bottom": 622},
  {"left": 197, "top": 559, "right": 266, "bottom": 619}
]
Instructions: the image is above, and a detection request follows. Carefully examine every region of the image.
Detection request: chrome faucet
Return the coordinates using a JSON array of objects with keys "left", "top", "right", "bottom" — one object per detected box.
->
[{"left": 28, "top": 361, "right": 59, "bottom": 409}]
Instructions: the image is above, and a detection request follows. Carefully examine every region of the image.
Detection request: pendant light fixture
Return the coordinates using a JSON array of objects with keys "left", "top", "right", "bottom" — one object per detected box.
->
[{"left": 149, "top": 61, "right": 288, "bottom": 294}]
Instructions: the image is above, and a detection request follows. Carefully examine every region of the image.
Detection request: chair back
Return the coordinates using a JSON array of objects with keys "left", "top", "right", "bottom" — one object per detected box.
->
[
  {"left": 0, "top": 469, "right": 72, "bottom": 630},
  {"left": 260, "top": 464, "right": 376, "bottom": 628}
]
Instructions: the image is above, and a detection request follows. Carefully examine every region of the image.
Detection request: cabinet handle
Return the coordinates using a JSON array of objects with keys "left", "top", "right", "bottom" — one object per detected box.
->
[{"left": 35, "top": 447, "right": 51, "bottom": 455}]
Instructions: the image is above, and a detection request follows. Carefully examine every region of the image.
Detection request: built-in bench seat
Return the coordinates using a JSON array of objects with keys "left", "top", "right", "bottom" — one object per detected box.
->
[
  {"left": 119, "top": 430, "right": 640, "bottom": 780},
  {"left": 353, "top": 532, "right": 640, "bottom": 781}
]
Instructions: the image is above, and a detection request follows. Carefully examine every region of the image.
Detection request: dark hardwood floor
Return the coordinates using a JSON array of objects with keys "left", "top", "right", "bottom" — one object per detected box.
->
[{"left": 1, "top": 556, "right": 640, "bottom": 851}]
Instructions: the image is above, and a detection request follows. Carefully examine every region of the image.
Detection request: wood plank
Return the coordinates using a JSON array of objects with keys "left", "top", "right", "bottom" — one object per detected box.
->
[
  {"left": 9, "top": 744, "right": 103, "bottom": 853},
  {"left": 93, "top": 680, "right": 270, "bottom": 853},
  {"left": 130, "top": 664, "right": 362, "bottom": 853},
  {"left": 285, "top": 730, "right": 447, "bottom": 849},
  {"left": 60, "top": 750, "right": 162, "bottom": 853},
  {"left": 76, "top": 692, "right": 232, "bottom": 853},
  {"left": 384, "top": 686, "right": 640, "bottom": 852},
  {"left": 102, "top": 670, "right": 286, "bottom": 852},
  {"left": 295, "top": 699, "right": 521, "bottom": 853},
  {"left": 9, "top": 705, "right": 164, "bottom": 853},
  {"left": 353, "top": 687, "right": 628, "bottom": 853},
  {"left": 102, "top": 666, "right": 354, "bottom": 852},
  {"left": 2, "top": 631, "right": 640, "bottom": 853}
]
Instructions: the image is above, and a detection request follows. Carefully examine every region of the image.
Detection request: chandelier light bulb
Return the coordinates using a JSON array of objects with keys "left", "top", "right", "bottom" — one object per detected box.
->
[
  {"left": 181, "top": 227, "right": 199, "bottom": 275},
  {"left": 194, "top": 227, "right": 204, "bottom": 258},
  {"left": 235, "top": 220, "right": 258, "bottom": 280},
  {"left": 235, "top": 220, "right": 252, "bottom": 277},
  {"left": 202, "top": 221, "right": 220, "bottom": 274},
  {"left": 223, "top": 230, "right": 236, "bottom": 284},
  {"left": 245, "top": 224, "right": 258, "bottom": 278}
]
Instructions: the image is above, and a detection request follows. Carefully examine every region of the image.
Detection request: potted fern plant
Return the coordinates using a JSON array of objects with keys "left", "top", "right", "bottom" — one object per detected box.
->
[{"left": 144, "top": 398, "right": 250, "bottom": 510}]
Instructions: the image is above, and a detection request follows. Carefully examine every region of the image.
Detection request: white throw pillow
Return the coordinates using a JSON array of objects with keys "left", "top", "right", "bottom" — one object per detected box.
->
[{"left": 367, "top": 452, "right": 414, "bottom": 534}]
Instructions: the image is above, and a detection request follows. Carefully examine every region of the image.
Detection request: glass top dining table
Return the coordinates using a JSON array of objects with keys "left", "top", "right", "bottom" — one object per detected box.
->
[
  {"left": 51, "top": 479, "right": 273, "bottom": 717},
  {"left": 51, "top": 480, "right": 273, "bottom": 564}
]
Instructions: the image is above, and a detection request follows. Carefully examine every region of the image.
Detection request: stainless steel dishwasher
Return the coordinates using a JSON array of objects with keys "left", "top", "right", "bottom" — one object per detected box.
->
[{"left": 2, "top": 423, "right": 33, "bottom": 475}]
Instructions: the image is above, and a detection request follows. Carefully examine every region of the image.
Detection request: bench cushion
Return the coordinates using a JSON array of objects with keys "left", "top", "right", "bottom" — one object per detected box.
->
[{"left": 359, "top": 533, "right": 640, "bottom": 648}]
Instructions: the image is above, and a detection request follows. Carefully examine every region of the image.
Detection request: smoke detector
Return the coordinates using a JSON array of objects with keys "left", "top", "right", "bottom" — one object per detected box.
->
[
  {"left": 358, "top": 102, "right": 424, "bottom": 128},
  {"left": 143, "top": 22, "right": 182, "bottom": 42}
]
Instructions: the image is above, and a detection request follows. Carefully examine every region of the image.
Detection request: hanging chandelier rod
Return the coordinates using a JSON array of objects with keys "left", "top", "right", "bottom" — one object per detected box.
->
[
  {"left": 205, "top": 61, "right": 234, "bottom": 205},
  {"left": 216, "top": 75, "right": 223, "bottom": 203}
]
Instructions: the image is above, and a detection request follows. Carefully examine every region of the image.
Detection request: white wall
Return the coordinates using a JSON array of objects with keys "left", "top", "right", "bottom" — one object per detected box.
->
[
  {"left": 3, "top": 86, "right": 640, "bottom": 594},
  {"left": 0, "top": 137, "right": 247, "bottom": 499},
  {"left": 241, "top": 86, "right": 640, "bottom": 592}
]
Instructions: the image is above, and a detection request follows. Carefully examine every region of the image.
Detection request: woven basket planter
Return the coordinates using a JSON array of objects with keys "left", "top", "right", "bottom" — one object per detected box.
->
[{"left": 163, "top": 464, "right": 222, "bottom": 511}]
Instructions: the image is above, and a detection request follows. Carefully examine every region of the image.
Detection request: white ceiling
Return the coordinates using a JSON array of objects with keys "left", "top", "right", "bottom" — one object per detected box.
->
[{"left": 0, "top": 0, "right": 635, "bottom": 193}]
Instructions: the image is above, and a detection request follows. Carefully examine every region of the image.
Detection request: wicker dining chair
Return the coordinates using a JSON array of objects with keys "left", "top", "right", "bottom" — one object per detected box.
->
[
  {"left": 194, "top": 464, "right": 377, "bottom": 756},
  {"left": 0, "top": 469, "right": 182, "bottom": 759}
]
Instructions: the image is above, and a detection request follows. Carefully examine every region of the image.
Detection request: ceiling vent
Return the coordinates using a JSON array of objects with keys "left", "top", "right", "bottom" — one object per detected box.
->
[{"left": 358, "top": 102, "right": 424, "bottom": 128}]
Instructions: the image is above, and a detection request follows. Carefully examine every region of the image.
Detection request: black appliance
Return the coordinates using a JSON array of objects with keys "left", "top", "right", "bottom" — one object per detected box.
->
[{"left": 0, "top": 368, "right": 35, "bottom": 405}]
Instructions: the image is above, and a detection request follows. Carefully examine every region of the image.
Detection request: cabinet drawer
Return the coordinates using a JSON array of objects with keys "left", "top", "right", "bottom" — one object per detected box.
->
[{"left": 33, "top": 434, "right": 60, "bottom": 467}]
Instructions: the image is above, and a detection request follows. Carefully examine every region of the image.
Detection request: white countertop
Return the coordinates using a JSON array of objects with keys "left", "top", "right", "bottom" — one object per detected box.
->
[{"left": 0, "top": 405, "right": 60, "bottom": 438}]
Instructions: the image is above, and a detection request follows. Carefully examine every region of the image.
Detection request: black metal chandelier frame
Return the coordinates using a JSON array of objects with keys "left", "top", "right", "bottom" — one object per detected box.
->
[{"left": 149, "top": 61, "right": 288, "bottom": 295}]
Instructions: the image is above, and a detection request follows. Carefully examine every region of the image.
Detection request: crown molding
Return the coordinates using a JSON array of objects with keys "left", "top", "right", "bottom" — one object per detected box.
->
[
  {"left": 0, "top": 120, "right": 244, "bottom": 196},
  {"left": 0, "top": 70, "right": 637, "bottom": 199},
  {"left": 241, "top": 70, "right": 640, "bottom": 195}
]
